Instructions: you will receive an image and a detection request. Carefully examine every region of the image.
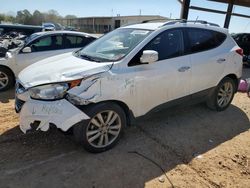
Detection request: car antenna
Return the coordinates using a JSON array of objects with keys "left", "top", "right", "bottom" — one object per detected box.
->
[{"left": 194, "top": 16, "right": 199, "bottom": 24}]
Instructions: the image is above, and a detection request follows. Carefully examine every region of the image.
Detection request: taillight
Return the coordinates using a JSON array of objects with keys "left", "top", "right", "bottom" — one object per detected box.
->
[{"left": 236, "top": 48, "right": 244, "bottom": 56}]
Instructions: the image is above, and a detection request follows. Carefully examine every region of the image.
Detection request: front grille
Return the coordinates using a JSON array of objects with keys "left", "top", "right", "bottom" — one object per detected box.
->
[{"left": 15, "top": 97, "right": 25, "bottom": 113}]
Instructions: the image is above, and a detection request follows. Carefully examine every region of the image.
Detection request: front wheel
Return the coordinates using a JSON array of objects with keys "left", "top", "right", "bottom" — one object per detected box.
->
[
  {"left": 73, "top": 102, "right": 126, "bottom": 153},
  {"left": 0, "top": 67, "right": 15, "bottom": 92},
  {"left": 206, "top": 77, "right": 236, "bottom": 111}
]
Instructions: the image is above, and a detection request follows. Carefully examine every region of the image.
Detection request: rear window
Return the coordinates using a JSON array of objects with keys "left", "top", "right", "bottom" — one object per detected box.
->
[{"left": 187, "top": 28, "right": 226, "bottom": 53}]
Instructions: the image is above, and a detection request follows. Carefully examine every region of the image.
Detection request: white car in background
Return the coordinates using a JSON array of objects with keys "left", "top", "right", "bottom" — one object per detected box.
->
[
  {"left": 0, "top": 31, "right": 97, "bottom": 91},
  {"left": 16, "top": 20, "right": 243, "bottom": 153}
]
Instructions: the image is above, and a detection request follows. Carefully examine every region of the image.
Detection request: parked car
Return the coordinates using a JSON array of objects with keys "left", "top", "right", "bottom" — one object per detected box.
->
[
  {"left": 16, "top": 20, "right": 242, "bottom": 153},
  {"left": 42, "top": 22, "right": 63, "bottom": 31},
  {"left": 232, "top": 33, "right": 250, "bottom": 66},
  {"left": 0, "top": 31, "right": 97, "bottom": 91}
]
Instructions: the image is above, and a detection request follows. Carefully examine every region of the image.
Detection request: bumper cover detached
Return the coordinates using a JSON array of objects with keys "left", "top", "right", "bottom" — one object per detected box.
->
[{"left": 19, "top": 99, "right": 89, "bottom": 133}]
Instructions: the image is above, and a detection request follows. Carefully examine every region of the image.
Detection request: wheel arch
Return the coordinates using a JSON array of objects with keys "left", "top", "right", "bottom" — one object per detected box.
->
[
  {"left": 223, "top": 74, "right": 239, "bottom": 91},
  {"left": 0, "top": 65, "right": 15, "bottom": 78},
  {"left": 102, "top": 100, "right": 135, "bottom": 126},
  {"left": 79, "top": 100, "right": 135, "bottom": 126}
]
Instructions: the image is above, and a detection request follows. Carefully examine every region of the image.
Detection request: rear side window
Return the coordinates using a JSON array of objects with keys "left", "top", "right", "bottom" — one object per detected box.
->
[
  {"left": 64, "top": 35, "right": 95, "bottom": 48},
  {"left": 187, "top": 28, "right": 226, "bottom": 53}
]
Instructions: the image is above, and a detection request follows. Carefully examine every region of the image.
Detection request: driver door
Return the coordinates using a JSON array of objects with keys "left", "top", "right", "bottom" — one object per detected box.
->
[{"left": 122, "top": 29, "right": 192, "bottom": 116}]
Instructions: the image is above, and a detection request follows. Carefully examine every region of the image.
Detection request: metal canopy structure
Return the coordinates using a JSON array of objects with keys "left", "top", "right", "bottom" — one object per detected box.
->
[
  {"left": 210, "top": 0, "right": 250, "bottom": 7},
  {"left": 180, "top": 0, "right": 250, "bottom": 28}
]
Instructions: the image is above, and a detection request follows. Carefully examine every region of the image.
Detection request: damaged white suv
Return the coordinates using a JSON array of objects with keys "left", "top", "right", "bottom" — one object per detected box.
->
[{"left": 16, "top": 20, "right": 243, "bottom": 152}]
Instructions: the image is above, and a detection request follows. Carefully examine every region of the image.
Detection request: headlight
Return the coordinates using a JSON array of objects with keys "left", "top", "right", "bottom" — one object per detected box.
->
[{"left": 29, "top": 83, "right": 69, "bottom": 100}]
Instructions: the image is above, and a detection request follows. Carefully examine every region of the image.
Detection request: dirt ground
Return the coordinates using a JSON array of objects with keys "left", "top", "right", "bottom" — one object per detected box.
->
[{"left": 0, "top": 69, "right": 250, "bottom": 188}]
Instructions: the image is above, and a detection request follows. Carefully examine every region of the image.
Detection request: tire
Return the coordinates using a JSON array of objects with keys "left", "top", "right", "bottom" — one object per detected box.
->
[
  {"left": 0, "top": 67, "right": 15, "bottom": 92},
  {"left": 206, "top": 77, "right": 236, "bottom": 111},
  {"left": 73, "top": 102, "right": 126, "bottom": 153}
]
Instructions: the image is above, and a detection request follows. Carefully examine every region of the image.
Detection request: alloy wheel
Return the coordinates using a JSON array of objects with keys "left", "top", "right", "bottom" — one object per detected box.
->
[
  {"left": 217, "top": 82, "right": 233, "bottom": 108},
  {"left": 0, "top": 71, "right": 9, "bottom": 90},
  {"left": 86, "top": 110, "right": 122, "bottom": 148}
]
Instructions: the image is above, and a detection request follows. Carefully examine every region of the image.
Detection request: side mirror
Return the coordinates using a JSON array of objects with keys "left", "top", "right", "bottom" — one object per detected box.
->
[
  {"left": 140, "top": 50, "right": 158, "bottom": 64},
  {"left": 22, "top": 47, "right": 31, "bottom": 53}
]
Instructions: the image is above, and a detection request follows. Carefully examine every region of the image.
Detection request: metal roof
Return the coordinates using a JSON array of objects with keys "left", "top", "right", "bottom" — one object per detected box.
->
[{"left": 209, "top": 0, "right": 250, "bottom": 7}]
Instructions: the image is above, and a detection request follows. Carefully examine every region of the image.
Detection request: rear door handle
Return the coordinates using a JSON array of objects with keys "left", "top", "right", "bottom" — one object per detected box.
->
[
  {"left": 178, "top": 66, "right": 190, "bottom": 72},
  {"left": 217, "top": 58, "right": 226, "bottom": 63}
]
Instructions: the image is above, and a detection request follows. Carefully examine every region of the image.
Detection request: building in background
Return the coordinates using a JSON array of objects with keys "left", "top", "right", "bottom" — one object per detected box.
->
[{"left": 61, "top": 15, "right": 168, "bottom": 33}]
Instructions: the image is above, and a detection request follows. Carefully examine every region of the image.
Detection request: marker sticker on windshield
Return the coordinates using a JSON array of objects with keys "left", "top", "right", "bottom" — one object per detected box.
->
[{"left": 131, "top": 30, "right": 149, "bottom": 35}]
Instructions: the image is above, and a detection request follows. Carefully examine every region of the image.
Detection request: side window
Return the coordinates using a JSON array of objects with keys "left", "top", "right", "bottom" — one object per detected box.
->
[
  {"left": 128, "top": 29, "right": 183, "bottom": 66},
  {"left": 64, "top": 35, "right": 79, "bottom": 48},
  {"left": 64, "top": 35, "right": 95, "bottom": 48},
  {"left": 187, "top": 28, "right": 226, "bottom": 53},
  {"left": 78, "top": 36, "right": 95, "bottom": 47},
  {"left": 30, "top": 35, "right": 63, "bottom": 52},
  {"left": 144, "top": 30, "right": 183, "bottom": 61}
]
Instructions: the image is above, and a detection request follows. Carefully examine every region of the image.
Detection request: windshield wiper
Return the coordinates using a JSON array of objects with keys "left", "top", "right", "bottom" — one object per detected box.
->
[{"left": 80, "top": 54, "right": 101, "bottom": 62}]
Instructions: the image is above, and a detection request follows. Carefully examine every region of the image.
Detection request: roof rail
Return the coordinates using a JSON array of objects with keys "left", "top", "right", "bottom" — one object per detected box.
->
[
  {"left": 162, "top": 19, "right": 220, "bottom": 27},
  {"left": 142, "top": 18, "right": 169, "bottom": 23}
]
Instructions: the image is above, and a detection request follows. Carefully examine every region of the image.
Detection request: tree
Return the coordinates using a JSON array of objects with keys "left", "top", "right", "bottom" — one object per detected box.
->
[
  {"left": 32, "top": 10, "right": 44, "bottom": 25},
  {"left": 0, "top": 14, "right": 5, "bottom": 23},
  {"left": 16, "top": 9, "right": 32, "bottom": 24},
  {"left": 44, "top": 9, "right": 62, "bottom": 23}
]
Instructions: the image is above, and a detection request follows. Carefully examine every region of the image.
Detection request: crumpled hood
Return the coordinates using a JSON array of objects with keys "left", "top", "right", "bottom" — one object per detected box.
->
[{"left": 18, "top": 52, "right": 111, "bottom": 88}]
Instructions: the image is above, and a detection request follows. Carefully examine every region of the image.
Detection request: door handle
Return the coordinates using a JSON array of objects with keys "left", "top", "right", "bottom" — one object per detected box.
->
[
  {"left": 217, "top": 58, "right": 226, "bottom": 63},
  {"left": 178, "top": 66, "right": 190, "bottom": 72}
]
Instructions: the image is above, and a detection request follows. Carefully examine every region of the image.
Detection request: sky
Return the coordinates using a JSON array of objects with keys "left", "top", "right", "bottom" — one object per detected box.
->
[{"left": 0, "top": 0, "right": 249, "bottom": 33}]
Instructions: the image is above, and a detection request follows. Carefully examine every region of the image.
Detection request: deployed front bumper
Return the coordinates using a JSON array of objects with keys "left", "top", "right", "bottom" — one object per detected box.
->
[{"left": 18, "top": 98, "right": 90, "bottom": 133}]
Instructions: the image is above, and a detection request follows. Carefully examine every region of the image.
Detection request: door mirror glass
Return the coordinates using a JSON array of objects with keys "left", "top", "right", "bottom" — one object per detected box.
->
[
  {"left": 140, "top": 50, "right": 158, "bottom": 64},
  {"left": 22, "top": 47, "right": 32, "bottom": 53}
]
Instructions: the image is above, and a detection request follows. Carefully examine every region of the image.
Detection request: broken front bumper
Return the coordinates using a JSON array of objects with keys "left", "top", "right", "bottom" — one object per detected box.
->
[{"left": 19, "top": 98, "right": 89, "bottom": 133}]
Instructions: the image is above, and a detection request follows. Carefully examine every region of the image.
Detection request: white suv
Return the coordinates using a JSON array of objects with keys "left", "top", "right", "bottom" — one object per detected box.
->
[{"left": 16, "top": 20, "right": 243, "bottom": 153}]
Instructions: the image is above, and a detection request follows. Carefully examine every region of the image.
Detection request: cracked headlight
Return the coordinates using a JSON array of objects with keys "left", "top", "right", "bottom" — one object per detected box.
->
[{"left": 29, "top": 83, "right": 69, "bottom": 100}]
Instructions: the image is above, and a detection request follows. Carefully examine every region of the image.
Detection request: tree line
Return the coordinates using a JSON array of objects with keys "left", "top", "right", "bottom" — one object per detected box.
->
[{"left": 0, "top": 9, "right": 77, "bottom": 25}]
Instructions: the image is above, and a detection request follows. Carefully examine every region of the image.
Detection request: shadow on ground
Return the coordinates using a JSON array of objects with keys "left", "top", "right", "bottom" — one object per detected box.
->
[
  {"left": 0, "top": 88, "right": 15, "bottom": 103},
  {"left": 0, "top": 103, "right": 249, "bottom": 188}
]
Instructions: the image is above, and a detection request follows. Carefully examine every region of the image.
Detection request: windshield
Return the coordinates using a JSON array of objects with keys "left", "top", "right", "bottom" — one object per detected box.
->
[
  {"left": 25, "top": 33, "right": 39, "bottom": 44},
  {"left": 78, "top": 28, "right": 152, "bottom": 62}
]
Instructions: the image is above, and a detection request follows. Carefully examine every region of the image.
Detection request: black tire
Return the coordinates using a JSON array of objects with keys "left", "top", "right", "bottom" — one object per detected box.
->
[
  {"left": 0, "top": 66, "right": 15, "bottom": 92},
  {"left": 206, "top": 77, "right": 236, "bottom": 111},
  {"left": 73, "top": 102, "right": 126, "bottom": 153}
]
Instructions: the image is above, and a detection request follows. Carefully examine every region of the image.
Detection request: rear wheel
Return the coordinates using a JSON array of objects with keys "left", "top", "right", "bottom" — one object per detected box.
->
[
  {"left": 0, "top": 67, "right": 15, "bottom": 92},
  {"left": 73, "top": 102, "right": 126, "bottom": 153},
  {"left": 206, "top": 77, "right": 236, "bottom": 111}
]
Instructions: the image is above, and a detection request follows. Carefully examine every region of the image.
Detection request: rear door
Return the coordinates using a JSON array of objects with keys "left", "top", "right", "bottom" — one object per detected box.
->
[{"left": 185, "top": 28, "right": 227, "bottom": 94}]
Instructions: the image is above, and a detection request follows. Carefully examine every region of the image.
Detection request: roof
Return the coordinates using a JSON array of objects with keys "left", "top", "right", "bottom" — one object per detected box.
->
[
  {"left": 121, "top": 21, "right": 228, "bottom": 33},
  {"left": 209, "top": 0, "right": 250, "bottom": 7},
  {"left": 32, "top": 30, "right": 98, "bottom": 38},
  {"left": 122, "top": 23, "right": 165, "bottom": 30}
]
